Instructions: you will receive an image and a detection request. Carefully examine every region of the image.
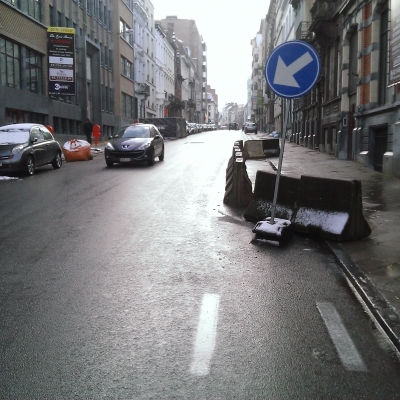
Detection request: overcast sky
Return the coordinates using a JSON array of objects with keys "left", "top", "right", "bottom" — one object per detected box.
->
[{"left": 153, "top": 0, "right": 271, "bottom": 111}]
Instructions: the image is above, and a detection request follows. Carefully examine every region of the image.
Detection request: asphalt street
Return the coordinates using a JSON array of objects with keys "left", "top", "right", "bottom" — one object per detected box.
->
[{"left": 1, "top": 130, "right": 400, "bottom": 398}]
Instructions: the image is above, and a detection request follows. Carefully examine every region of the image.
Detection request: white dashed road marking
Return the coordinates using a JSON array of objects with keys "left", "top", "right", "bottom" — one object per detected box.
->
[
  {"left": 317, "top": 302, "right": 367, "bottom": 372},
  {"left": 190, "top": 294, "right": 220, "bottom": 376}
]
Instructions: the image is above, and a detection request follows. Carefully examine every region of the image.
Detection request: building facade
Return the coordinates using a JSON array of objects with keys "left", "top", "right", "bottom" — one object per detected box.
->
[
  {"left": 158, "top": 16, "right": 208, "bottom": 124},
  {"left": 252, "top": 0, "right": 400, "bottom": 177}
]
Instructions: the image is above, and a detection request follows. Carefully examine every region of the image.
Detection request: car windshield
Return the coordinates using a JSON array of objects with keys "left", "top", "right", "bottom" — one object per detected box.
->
[
  {"left": 0, "top": 128, "right": 30, "bottom": 145},
  {"left": 113, "top": 126, "right": 151, "bottom": 139}
]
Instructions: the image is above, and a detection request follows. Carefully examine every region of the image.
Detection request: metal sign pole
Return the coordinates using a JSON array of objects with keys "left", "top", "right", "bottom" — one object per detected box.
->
[
  {"left": 264, "top": 40, "right": 321, "bottom": 228},
  {"left": 270, "top": 98, "right": 291, "bottom": 224}
]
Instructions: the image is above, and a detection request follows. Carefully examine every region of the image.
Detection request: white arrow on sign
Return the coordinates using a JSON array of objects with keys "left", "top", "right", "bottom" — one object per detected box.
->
[{"left": 273, "top": 52, "right": 313, "bottom": 88}]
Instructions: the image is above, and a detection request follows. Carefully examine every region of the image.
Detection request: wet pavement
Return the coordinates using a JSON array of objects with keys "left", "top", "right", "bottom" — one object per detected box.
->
[
  {"left": 244, "top": 132, "right": 400, "bottom": 352},
  {"left": 62, "top": 134, "right": 400, "bottom": 352}
]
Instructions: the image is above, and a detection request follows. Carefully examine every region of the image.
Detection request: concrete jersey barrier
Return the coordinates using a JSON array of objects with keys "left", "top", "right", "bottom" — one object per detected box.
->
[
  {"left": 243, "top": 171, "right": 299, "bottom": 222},
  {"left": 292, "top": 175, "right": 371, "bottom": 241},
  {"left": 244, "top": 139, "right": 280, "bottom": 159},
  {"left": 224, "top": 141, "right": 253, "bottom": 207},
  {"left": 243, "top": 171, "right": 371, "bottom": 241}
]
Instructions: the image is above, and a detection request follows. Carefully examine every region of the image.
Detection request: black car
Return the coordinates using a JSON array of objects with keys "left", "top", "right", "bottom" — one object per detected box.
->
[
  {"left": 0, "top": 123, "right": 62, "bottom": 176},
  {"left": 104, "top": 124, "right": 164, "bottom": 167},
  {"left": 228, "top": 122, "right": 238, "bottom": 130}
]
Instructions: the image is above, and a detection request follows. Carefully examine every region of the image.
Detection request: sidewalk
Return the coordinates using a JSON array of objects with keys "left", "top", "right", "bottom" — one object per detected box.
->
[{"left": 244, "top": 132, "right": 400, "bottom": 351}]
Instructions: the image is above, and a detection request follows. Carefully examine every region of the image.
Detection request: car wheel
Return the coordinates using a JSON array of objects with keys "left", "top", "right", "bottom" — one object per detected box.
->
[
  {"left": 148, "top": 150, "right": 155, "bottom": 166},
  {"left": 25, "top": 156, "right": 35, "bottom": 176},
  {"left": 159, "top": 147, "right": 165, "bottom": 161},
  {"left": 52, "top": 152, "right": 62, "bottom": 169},
  {"left": 106, "top": 160, "right": 114, "bottom": 167}
]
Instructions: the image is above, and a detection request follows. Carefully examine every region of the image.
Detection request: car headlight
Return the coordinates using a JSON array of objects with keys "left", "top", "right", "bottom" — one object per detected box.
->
[
  {"left": 105, "top": 142, "right": 115, "bottom": 150},
  {"left": 12, "top": 144, "right": 25, "bottom": 154},
  {"left": 137, "top": 142, "right": 151, "bottom": 150}
]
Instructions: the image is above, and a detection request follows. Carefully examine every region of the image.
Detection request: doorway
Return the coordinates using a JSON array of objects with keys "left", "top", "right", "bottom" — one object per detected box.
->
[{"left": 372, "top": 126, "right": 388, "bottom": 172}]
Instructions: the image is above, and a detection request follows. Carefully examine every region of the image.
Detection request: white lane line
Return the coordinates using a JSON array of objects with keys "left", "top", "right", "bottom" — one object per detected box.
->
[
  {"left": 317, "top": 302, "right": 367, "bottom": 372},
  {"left": 190, "top": 293, "right": 220, "bottom": 376}
]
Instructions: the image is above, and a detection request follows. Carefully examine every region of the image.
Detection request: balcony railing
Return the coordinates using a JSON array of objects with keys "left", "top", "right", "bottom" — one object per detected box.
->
[
  {"left": 296, "top": 21, "right": 312, "bottom": 41},
  {"left": 310, "top": 0, "right": 336, "bottom": 21}
]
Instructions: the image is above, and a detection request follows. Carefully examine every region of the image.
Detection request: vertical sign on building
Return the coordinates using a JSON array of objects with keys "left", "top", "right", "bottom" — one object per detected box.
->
[
  {"left": 389, "top": 0, "right": 400, "bottom": 86},
  {"left": 47, "top": 27, "right": 76, "bottom": 96}
]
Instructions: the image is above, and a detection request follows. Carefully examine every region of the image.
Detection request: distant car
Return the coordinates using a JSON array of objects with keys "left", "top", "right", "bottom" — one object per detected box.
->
[
  {"left": 104, "top": 123, "right": 164, "bottom": 167},
  {"left": 187, "top": 123, "right": 197, "bottom": 135},
  {"left": 0, "top": 123, "right": 62, "bottom": 176},
  {"left": 228, "top": 123, "right": 238, "bottom": 130},
  {"left": 244, "top": 122, "right": 258, "bottom": 134}
]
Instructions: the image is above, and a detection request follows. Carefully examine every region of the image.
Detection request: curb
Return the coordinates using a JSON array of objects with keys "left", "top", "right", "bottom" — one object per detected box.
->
[{"left": 324, "top": 240, "right": 400, "bottom": 353}]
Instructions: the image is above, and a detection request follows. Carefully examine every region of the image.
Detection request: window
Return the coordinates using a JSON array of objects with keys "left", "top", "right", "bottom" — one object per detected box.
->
[
  {"left": 349, "top": 30, "right": 358, "bottom": 93},
  {"left": 25, "top": 48, "right": 43, "bottom": 94},
  {"left": 30, "top": 126, "right": 43, "bottom": 142},
  {"left": 99, "top": 1, "right": 103, "bottom": 24},
  {"left": 109, "top": 49, "right": 113, "bottom": 70},
  {"left": 49, "top": 5, "right": 54, "bottom": 26},
  {"left": 379, "top": 5, "right": 389, "bottom": 105},
  {"left": 120, "top": 19, "right": 133, "bottom": 46},
  {"left": 27, "top": 0, "right": 41, "bottom": 21},
  {"left": 4, "top": 0, "right": 20, "bottom": 6},
  {"left": 41, "top": 127, "right": 53, "bottom": 140},
  {"left": 0, "top": 38, "right": 21, "bottom": 89},
  {"left": 120, "top": 56, "right": 133, "bottom": 79},
  {"left": 121, "top": 93, "right": 134, "bottom": 118},
  {"left": 57, "top": 11, "right": 63, "bottom": 27}
]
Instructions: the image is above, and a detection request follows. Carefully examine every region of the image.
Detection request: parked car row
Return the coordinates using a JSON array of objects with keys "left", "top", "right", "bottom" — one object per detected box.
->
[
  {"left": 0, "top": 122, "right": 167, "bottom": 177},
  {"left": 186, "top": 122, "right": 217, "bottom": 135}
]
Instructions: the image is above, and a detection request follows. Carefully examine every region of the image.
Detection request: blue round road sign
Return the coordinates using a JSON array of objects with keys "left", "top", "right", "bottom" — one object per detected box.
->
[{"left": 264, "top": 40, "right": 321, "bottom": 99}]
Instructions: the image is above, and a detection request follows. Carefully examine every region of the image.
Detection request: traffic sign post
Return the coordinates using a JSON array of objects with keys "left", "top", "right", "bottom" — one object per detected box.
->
[{"left": 264, "top": 40, "right": 321, "bottom": 226}]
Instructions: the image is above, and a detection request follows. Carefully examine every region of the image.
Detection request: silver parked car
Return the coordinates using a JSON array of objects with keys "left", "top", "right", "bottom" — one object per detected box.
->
[
  {"left": 243, "top": 122, "right": 258, "bottom": 134},
  {"left": 0, "top": 123, "right": 62, "bottom": 176}
]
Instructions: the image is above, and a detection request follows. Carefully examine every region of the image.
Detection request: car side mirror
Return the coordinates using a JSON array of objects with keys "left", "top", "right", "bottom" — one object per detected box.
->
[
  {"left": 154, "top": 134, "right": 161, "bottom": 139},
  {"left": 108, "top": 135, "right": 113, "bottom": 140},
  {"left": 31, "top": 137, "right": 38, "bottom": 143}
]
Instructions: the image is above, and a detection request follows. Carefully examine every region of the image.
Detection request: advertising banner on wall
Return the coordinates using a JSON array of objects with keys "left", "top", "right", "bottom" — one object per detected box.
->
[
  {"left": 389, "top": 0, "right": 400, "bottom": 86},
  {"left": 47, "top": 27, "right": 75, "bottom": 96}
]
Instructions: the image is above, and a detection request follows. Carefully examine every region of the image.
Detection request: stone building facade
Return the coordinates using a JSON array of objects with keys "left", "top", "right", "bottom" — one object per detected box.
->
[{"left": 252, "top": 0, "right": 400, "bottom": 177}]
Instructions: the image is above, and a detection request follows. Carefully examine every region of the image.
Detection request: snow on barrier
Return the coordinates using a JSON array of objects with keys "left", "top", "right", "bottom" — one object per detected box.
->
[
  {"left": 291, "top": 175, "right": 371, "bottom": 241},
  {"left": 243, "top": 171, "right": 371, "bottom": 241},
  {"left": 244, "top": 139, "right": 280, "bottom": 159},
  {"left": 223, "top": 141, "right": 253, "bottom": 206},
  {"left": 243, "top": 171, "right": 299, "bottom": 222}
]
